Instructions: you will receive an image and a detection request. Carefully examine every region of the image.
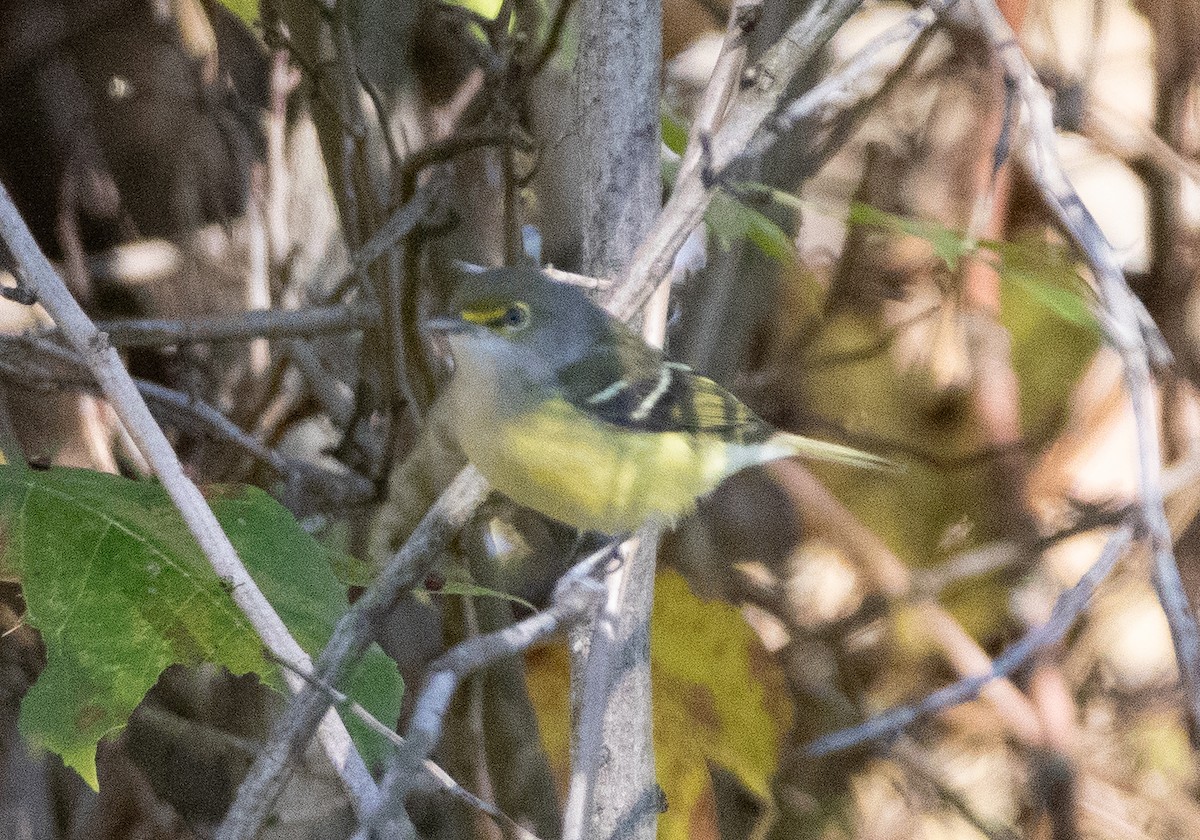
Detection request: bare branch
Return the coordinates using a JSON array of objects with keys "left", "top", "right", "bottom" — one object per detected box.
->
[
  {"left": 361, "top": 547, "right": 607, "bottom": 835},
  {"left": 0, "top": 335, "right": 373, "bottom": 505},
  {"left": 268, "top": 653, "right": 545, "bottom": 840},
  {"left": 416, "top": 549, "right": 606, "bottom": 760},
  {"left": 215, "top": 468, "right": 489, "bottom": 840},
  {"left": 0, "top": 182, "right": 379, "bottom": 810},
  {"left": 948, "top": 0, "right": 1200, "bottom": 740},
  {"left": 76, "top": 303, "right": 378, "bottom": 348},
  {"left": 562, "top": 532, "right": 660, "bottom": 840},
  {"left": 345, "top": 186, "right": 438, "bottom": 280},
  {"left": 456, "top": 260, "right": 612, "bottom": 290},
  {"left": 605, "top": 0, "right": 866, "bottom": 322},
  {"left": 568, "top": 0, "right": 664, "bottom": 837},
  {"left": 807, "top": 522, "right": 1134, "bottom": 756},
  {"left": 739, "top": 3, "right": 940, "bottom": 164},
  {"left": 681, "top": 0, "right": 765, "bottom": 175}
]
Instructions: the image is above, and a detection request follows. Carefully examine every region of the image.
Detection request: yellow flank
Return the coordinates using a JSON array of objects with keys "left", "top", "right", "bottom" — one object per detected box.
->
[{"left": 458, "top": 395, "right": 733, "bottom": 534}]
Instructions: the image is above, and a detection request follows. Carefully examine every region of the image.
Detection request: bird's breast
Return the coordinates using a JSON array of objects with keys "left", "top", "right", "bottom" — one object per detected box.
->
[{"left": 452, "top": 388, "right": 730, "bottom": 534}]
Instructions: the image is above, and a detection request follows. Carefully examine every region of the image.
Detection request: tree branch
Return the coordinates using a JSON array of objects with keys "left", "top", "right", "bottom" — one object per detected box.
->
[
  {"left": 0, "top": 182, "right": 380, "bottom": 811},
  {"left": 738, "top": 2, "right": 940, "bottom": 165},
  {"left": 78, "top": 303, "right": 378, "bottom": 348},
  {"left": 605, "top": 0, "right": 865, "bottom": 322},
  {"left": 947, "top": 0, "right": 1200, "bottom": 741},
  {"left": 567, "top": 0, "right": 663, "bottom": 837},
  {"left": 215, "top": 468, "right": 489, "bottom": 840},
  {"left": 268, "top": 652, "right": 545, "bottom": 840},
  {"left": 807, "top": 522, "right": 1134, "bottom": 756}
]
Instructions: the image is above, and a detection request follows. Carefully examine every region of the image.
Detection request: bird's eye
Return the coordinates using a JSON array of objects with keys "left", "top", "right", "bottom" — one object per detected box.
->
[{"left": 497, "top": 302, "right": 530, "bottom": 331}]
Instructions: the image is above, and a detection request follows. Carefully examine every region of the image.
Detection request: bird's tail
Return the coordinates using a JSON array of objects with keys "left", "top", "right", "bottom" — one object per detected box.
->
[{"left": 768, "top": 432, "right": 896, "bottom": 472}]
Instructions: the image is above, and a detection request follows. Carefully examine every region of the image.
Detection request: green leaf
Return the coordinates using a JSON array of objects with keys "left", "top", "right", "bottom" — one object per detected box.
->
[
  {"left": 327, "top": 547, "right": 376, "bottom": 588},
  {"left": 996, "top": 247, "right": 1101, "bottom": 433},
  {"left": 659, "top": 110, "right": 794, "bottom": 262},
  {"left": 706, "top": 191, "right": 796, "bottom": 262},
  {"left": 444, "top": 0, "right": 504, "bottom": 18},
  {"left": 661, "top": 106, "right": 689, "bottom": 157},
  {"left": 847, "top": 201, "right": 973, "bottom": 271},
  {"left": 846, "top": 202, "right": 1101, "bottom": 332},
  {"left": 984, "top": 236, "right": 1098, "bottom": 330},
  {"left": 0, "top": 467, "right": 401, "bottom": 787},
  {"left": 215, "top": 0, "right": 258, "bottom": 26}
]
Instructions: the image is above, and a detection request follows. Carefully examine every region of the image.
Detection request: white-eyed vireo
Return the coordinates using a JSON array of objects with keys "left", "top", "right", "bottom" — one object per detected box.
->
[{"left": 426, "top": 266, "right": 886, "bottom": 535}]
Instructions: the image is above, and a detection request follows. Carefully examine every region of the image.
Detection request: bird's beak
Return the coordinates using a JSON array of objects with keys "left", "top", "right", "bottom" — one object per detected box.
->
[{"left": 424, "top": 315, "right": 471, "bottom": 335}]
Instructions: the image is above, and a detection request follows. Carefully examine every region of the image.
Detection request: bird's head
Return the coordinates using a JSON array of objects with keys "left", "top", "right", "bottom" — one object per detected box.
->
[{"left": 427, "top": 266, "right": 612, "bottom": 374}]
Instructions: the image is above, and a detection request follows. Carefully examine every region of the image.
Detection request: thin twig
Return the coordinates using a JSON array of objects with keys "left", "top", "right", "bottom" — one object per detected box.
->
[
  {"left": 267, "top": 653, "right": 544, "bottom": 840},
  {"left": 660, "top": 0, "right": 762, "bottom": 356},
  {"left": 912, "top": 505, "right": 1132, "bottom": 597},
  {"left": 0, "top": 335, "right": 373, "bottom": 504},
  {"left": 352, "top": 167, "right": 440, "bottom": 271},
  {"left": 369, "top": 547, "right": 609, "bottom": 834},
  {"left": 807, "top": 522, "right": 1134, "bottom": 756},
  {"left": 135, "top": 380, "right": 287, "bottom": 472},
  {"left": 355, "top": 67, "right": 406, "bottom": 177},
  {"left": 459, "top": 597, "right": 501, "bottom": 840},
  {"left": 605, "top": 0, "right": 866, "bottom": 322},
  {"left": 59, "top": 303, "right": 377, "bottom": 348},
  {"left": 215, "top": 468, "right": 488, "bottom": 840},
  {"left": 398, "top": 128, "right": 533, "bottom": 197},
  {"left": 137, "top": 381, "right": 375, "bottom": 505},
  {"left": 410, "top": 549, "right": 607, "bottom": 758},
  {"left": 455, "top": 260, "right": 611, "bottom": 290},
  {"left": 739, "top": 3, "right": 940, "bottom": 164},
  {"left": 949, "top": 0, "right": 1200, "bottom": 739},
  {"left": 684, "top": 0, "right": 764, "bottom": 165},
  {"left": 0, "top": 182, "right": 379, "bottom": 811},
  {"left": 1086, "top": 102, "right": 1200, "bottom": 188},
  {"left": 329, "top": 6, "right": 367, "bottom": 141},
  {"left": 744, "top": 3, "right": 940, "bottom": 166},
  {"left": 282, "top": 339, "right": 356, "bottom": 426},
  {"left": 261, "top": 21, "right": 359, "bottom": 134},
  {"left": 561, "top": 532, "right": 660, "bottom": 840},
  {"left": 322, "top": 184, "right": 438, "bottom": 304}
]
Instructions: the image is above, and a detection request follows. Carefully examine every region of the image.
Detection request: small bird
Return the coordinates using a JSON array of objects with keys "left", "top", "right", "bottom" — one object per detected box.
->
[{"left": 426, "top": 266, "right": 887, "bottom": 535}]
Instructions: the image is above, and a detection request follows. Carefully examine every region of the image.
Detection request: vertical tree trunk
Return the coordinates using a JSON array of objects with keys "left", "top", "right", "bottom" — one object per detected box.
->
[
  {"left": 574, "top": 1, "right": 663, "bottom": 839},
  {"left": 577, "top": 0, "right": 663, "bottom": 279}
]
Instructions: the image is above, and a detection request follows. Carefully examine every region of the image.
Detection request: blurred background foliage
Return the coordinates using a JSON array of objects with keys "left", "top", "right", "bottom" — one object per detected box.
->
[{"left": 1, "top": 0, "right": 1199, "bottom": 838}]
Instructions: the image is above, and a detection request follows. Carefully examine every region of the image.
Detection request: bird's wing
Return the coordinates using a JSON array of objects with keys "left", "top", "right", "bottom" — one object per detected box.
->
[{"left": 557, "top": 337, "right": 774, "bottom": 444}]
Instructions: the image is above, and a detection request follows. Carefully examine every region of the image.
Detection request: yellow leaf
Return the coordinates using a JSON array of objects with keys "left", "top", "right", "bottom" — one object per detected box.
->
[{"left": 525, "top": 570, "right": 791, "bottom": 838}]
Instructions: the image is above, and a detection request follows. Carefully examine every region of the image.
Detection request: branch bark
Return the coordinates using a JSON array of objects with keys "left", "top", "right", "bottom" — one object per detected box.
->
[
  {"left": 215, "top": 468, "right": 488, "bottom": 840},
  {"left": 0, "top": 183, "right": 379, "bottom": 812},
  {"left": 605, "top": 0, "right": 864, "bottom": 322},
  {"left": 566, "top": 1, "right": 663, "bottom": 838},
  {"left": 946, "top": 0, "right": 1200, "bottom": 741}
]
